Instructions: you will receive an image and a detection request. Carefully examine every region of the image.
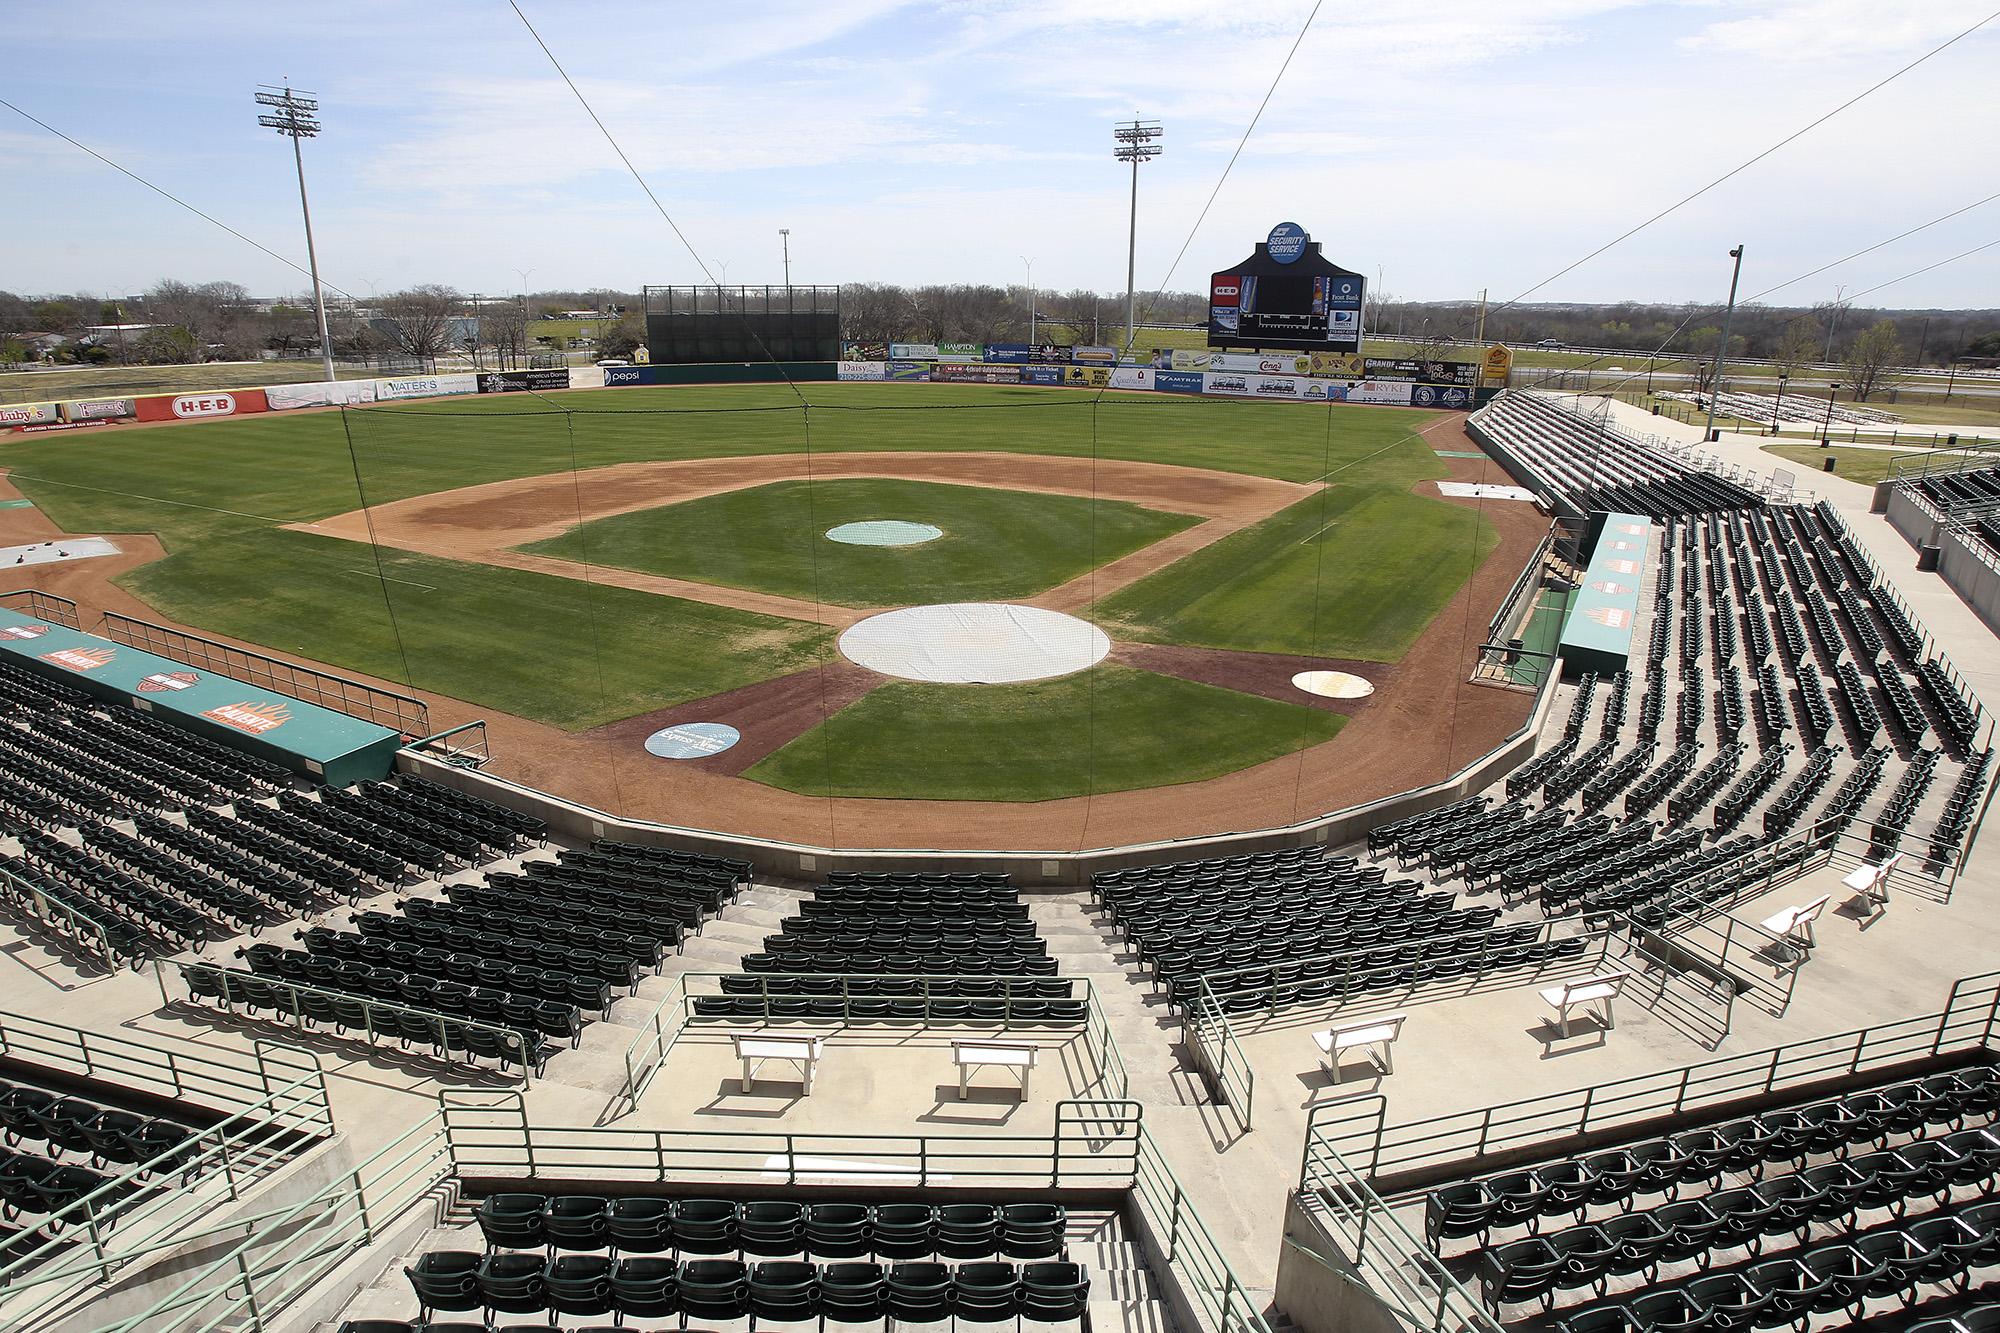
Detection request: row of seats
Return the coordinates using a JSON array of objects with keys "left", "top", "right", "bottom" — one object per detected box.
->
[{"left": 0, "top": 1078, "right": 196, "bottom": 1174}]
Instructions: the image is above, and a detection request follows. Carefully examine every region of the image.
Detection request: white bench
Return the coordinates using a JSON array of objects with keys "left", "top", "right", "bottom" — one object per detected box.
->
[
  {"left": 1760, "top": 894, "right": 1831, "bottom": 958},
  {"left": 1538, "top": 972, "right": 1630, "bottom": 1039},
  {"left": 1841, "top": 853, "right": 1902, "bottom": 917},
  {"left": 952, "top": 1040, "right": 1038, "bottom": 1100},
  {"left": 730, "top": 1032, "right": 825, "bottom": 1095},
  {"left": 1311, "top": 1013, "right": 1407, "bottom": 1083}
]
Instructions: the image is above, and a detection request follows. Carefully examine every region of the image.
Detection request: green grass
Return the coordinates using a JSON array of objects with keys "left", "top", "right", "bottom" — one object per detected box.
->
[
  {"left": 1097, "top": 488, "right": 1497, "bottom": 659},
  {"left": 0, "top": 361, "right": 379, "bottom": 404},
  {"left": 1761, "top": 444, "right": 1903, "bottom": 488},
  {"left": 120, "top": 528, "right": 828, "bottom": 730},
  {"left": 745, "top": 663, "right": 1346, "bottom": 801},
  {"left": 522, "top": 478, "right": 1198, "bottom": 608}
]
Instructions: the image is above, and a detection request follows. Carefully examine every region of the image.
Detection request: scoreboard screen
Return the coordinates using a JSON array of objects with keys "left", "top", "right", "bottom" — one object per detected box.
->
[{"left": 1209, "top": 267, "right": 1363, "bottom": 352}]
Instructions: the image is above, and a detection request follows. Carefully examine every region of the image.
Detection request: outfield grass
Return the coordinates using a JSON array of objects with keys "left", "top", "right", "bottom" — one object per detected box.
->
[
  {"left": 1097, "top": 488, "right": 1497, "bottom": 659},
  {"left": 523, "top": 478, "right": 1198, "bottom": 608},
  {"left": 745, "top": 663, "right": 1346, "bottom": 801},
  {"left": 0, "top": 361, "right": 380, "bottom": 404}
]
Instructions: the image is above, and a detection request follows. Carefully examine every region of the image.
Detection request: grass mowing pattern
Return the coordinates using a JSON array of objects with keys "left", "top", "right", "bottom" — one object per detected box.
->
[
  {"left": 522, "top": 478, "right": 1199, "bottom": 607},
  {"left": 745, "top": 663, "right": 1346, "bottom": 801},
  {"left": 1097, "top": 487, "right": 1498, "bottom": 660},
  {"left": 119, "top": 528, "right": 829, "bottom": 731}
]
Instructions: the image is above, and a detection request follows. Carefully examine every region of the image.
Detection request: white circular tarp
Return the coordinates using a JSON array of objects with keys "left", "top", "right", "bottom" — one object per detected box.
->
[
  {"left": 1291, "top": 670, "right": 1375, "bottom": 699},
  {"left": 826, "top": 520, "right": 942, "bottom": 547},
  {"left": 839, "top": 603, "right": 1111, "bottom": 684}
]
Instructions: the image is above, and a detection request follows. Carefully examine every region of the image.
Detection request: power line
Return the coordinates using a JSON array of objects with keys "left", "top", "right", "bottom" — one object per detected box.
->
[
  {"left": 1744, "top": 189, "right": 2000, "bottom": 303},
  {"left": 0, "top": 96, "right": 357, "bottom": 301},
  {"left": 1481, "top": 7, "right": 1998, "bottom": 326},
  {"left": 1847, "top": 235, "right": 2000, "bottom": 302},
  {"left": 506, "top": 0, "right": 808, "bottom": 407}
]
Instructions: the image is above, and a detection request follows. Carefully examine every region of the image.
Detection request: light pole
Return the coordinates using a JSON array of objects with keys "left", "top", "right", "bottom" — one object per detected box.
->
[
  {"left": 255, "top": 85, "right": 336, "bottom": 384},
  {"left": 1772, "top": 373, "right": 1789, "bottom": 436},
  {"left": 779, "top": 230, "right": 791, "bottom": 287},
  {"left": 1821, "top": 382, "right": 1842, "bottom": 446},
  {"left": 1020, "top": 256, "right": 1035, "bottom": 345},
  {"left": 1700, "top": 244, "right": 1745, "bottom": 444},
  {"left": 1112, "top": 119, "right": 1162, "bottom": 351}
]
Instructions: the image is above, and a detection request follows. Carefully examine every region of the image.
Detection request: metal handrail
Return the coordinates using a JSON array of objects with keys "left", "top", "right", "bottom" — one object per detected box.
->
[
  {"left": 1131, "top": 1129, "right": 1272, "bottom": 1333},
  {"left": 1187, "top": 984, "right": 1255, "bottom": 1130},
  {"left": 0, "top": 588, "right": 82, "bottom": 628},
  {"left": 0, "top": 864, "right": 126, "bottom": 969},
  {"left": 160, "top": 958, "right": 539, "bottom": 1081},
  {"left": 617, "top": 970, "right": 1127, "bottom": 1115},
  {"left": 404, "top": 718, "right": 491, "bottom": 768},
  {"left": 0, "top": 1011, "right": 325, "bottom": 1124},
  {"left": 1310, "top": 970, "right": 2000, "bottom": 1185}
]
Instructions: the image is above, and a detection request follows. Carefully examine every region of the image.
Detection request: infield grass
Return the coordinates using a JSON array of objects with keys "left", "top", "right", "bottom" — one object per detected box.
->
[
  {"left": 745, "top": 663, "right": 1346, "bottom": 801},
  {"left": 522, "top": 478, "right": 1198, "bottom": 607}
]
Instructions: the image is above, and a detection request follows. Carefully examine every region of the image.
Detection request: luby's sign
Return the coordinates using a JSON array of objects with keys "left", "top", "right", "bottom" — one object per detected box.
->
[
  {"left": 134, "top": 388, "right": 268, "bottom": 423},
  {"left": 202, "top": 700, "right": 293, "bottom": 735}
]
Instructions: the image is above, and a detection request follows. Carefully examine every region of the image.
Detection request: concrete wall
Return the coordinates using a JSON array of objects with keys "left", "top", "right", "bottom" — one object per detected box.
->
[
  {"left": 1884, "top": 482, "right": 1942, "bottom": 551},
  {"left": 1938, "top": 528, "right": 2000, "bottom": 637},
  {"left": 397, "top": 664, "right": 1561, "bottom": 885},
  {"left": 1273, "top": 1194, "right": 1411, "bottom": 1333}
]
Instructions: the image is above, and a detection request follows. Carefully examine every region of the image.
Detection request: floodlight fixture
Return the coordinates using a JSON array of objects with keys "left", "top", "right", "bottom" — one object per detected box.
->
[{"left": 256, "top": 84, "right": 334, "bottom": 383}]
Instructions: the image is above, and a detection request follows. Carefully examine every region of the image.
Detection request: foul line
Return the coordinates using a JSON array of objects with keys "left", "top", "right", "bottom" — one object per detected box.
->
[
  {"left": 342, "top": 569, "right": 437, "bottom": 592},
  {"left": 4, "top": 473, "right": 292, "bottom": 525}
]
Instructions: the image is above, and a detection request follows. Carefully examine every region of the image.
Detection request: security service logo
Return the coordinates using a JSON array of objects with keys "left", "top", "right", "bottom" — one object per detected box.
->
[
  {"left": 202, "top": 700, "right": 294, "bottom": 735},
  {"left": 137, "top": 671, "right": 199, "bottom": 693}
]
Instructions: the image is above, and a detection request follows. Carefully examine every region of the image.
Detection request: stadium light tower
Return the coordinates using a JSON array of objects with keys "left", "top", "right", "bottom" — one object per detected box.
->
[
  {"left": 1112, "top": 119, "right": 1162, "bottom": 351},
  {"left": 1700, "top": 244, "right": 1745, "bottom": 445},
  {"left": 779, "top": 230, "right": 791, "bottom": 286},
  {"left": 255, "top": 85, "right": 336, "bottom": 384}
]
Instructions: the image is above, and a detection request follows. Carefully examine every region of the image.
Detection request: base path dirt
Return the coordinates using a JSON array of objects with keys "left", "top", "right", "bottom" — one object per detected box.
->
[
  {"left": 294, "top": 452, "right": 1315, "bottom": 627},
  {"left": 0, "top": 414, "right": 1550, "bottom": 851}
]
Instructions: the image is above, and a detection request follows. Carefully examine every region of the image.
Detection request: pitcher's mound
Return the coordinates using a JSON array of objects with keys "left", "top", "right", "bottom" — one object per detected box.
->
[
  {"left": 839, "top": 603, "right": 1111, "bottom": 684},
  {"left": 1292, "top": 669, "right": 1375, "bottom": 699}
]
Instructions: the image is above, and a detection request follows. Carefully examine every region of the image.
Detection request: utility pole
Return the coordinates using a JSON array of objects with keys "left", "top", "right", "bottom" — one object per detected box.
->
[
  {"left": 1701, "top": 245, "right": 1745, "bottom": 445},
  {"left": 779, "top": 229, "right": 791, "bottom": 287},
  {"left": 255, "top": 85, "right": 336, "bottom": 384},
  {"left": 1112, "top": 120, "right": 1162, "bottom": 352},
  {"left": 1020, "top": 256, "right": 1035, "bottom": 344},
  {"left": 1474, "top": 287, "right": 1489, "bottom": 357},
  {"left": 1823, "top": 284, "right": 1846, "bottom": 364}
]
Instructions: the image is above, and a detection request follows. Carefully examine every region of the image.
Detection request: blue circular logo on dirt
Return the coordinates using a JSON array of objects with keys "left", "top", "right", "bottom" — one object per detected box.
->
[
  {"left": 645, "top": 722, "right": 741, "bottom": 760},
  {"left": 1267, "top": 222, "right": 1308, "bottom": 264}
]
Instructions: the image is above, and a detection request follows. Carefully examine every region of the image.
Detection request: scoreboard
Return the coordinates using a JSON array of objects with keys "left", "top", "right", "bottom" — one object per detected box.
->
[{"left": 1208, "top": 223, "right": 1364, "bottom": 353}]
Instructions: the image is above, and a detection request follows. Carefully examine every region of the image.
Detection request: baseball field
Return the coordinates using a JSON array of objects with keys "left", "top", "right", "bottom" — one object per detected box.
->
[{"left": 0, "top": 381, "right": 1530, "bottom": 830}]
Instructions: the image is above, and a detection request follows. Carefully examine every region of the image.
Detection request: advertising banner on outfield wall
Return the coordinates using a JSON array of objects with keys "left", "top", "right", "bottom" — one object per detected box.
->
[
  {"left": 602, "top": 366, "right": 655, "bottom": 387},
  {"left": 134, "top": 389, "right": 269, "bottom": 423},
  {"left": 1410, "top": 383, "right": 1474, "bottom": 409},
  {"left": 1063, "top": 365, "right": 1111, "bottom": 388},
  {"left": 265, "top": 381, "right": 380, "bottom": 410},
  {"left": 932, "top": 362, "right": 1021, "bottom": 385},
  {"left": 889, "top": 343, "right": 941, "bottom": 361},
  {"left": 938, "top": 343, "right": 982, "bottom": 359},
  {"left": 1341, "top": 380, "right": 1415, "bottom": 405},
  {"left": 477, "top": 369, "right": 571, "bottom": 394},
  {"left": 1072, "top": 345, "right": 1117, "bottom": 366},
  {"left": 1311, "top": 352, "right": 1366, "bottom": 378},
  {"left": 1109, "top": 367, "right": 1153, "bottom": 391},
  {"left": 1165, "top": 349, "right": 1214, "bottom": 369},
  {"left": 983, "top": 344, "right": 1030, "bottom": 363},
  {"left": 1022, "top": 365, "right": 1064, "bottom": 386},
  {"left": 842, "top": 341, "right": 889, "bottom": 361},
  {"left": 1153, "top": 369, "right": 1205, "bottom": 394},
  {"left": 1208, "top": 352, "right": 1316, "bottom": 375},
  {"left": 376, "top": 372, "right": 479, "bottom": 401},
  {"left": 1028, "top": 344, "right": 1073, "bottom": 364},
  {"left": 62, "top": 397, "right": 136, "bottom": 422},
  {"left": 887, "top": 361, "right": 930, "bottom": 381},
  {"left": 837, "top": 360, "right": 887, "bottom": 381},
  {"left": 0, "top": 403, "right": 60, "bottom": 427},
  {"left": 570, "top": 366, "right": 606, "bottom": 389}
]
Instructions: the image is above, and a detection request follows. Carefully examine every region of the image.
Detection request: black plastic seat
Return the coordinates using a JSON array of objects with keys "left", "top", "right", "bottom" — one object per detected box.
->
[
  {"left": 937, "top": 1202, "right": 1001, "bottom": 1259},
  {"left": 606, "top": 1195, "right": 674, "bottom": 1254},
  {"left": 1022, "top": 1260, "right": 1090, "bottom": 1323},
  {"left": 819, "top": 1260, "right": 887, "bottom": 1322},
  {"left": 953, "top": 1261, "right": 1022, "bottom": 1324},
  {"left": 544, "top": 1194, "right": 609, "bottom": 1251},
  {"left": 403, "top": 1250, "right": 481, "bottom": 1322},
  {"left": 476, "top": 1250, "right": 546, "bottom": 1319},
  {"left": 749, "top": 1259, "right": 820, "bottom": 1323},
  {"left": 672, "top": 1197, "right": 740, "bottom": 1255},
  {"left": 805, "top": 1202, "right": 872, "bottom": 1259},
  {"left": 474, "top": 1191, "right": 547, "bottom": 1250},
  {"left": 678, "top": 1257, "right": 750, "bottom": 1325},
  {"left": 610, "top": 1255, "right": 678, "bottom": 1320},
  {"left": 739, "top": 1199, "right": 806, "bottom": 1257},
  {"left": 544, "top": 1253, "right": 615, "bottom": 1322},
  {"left": 885, "top": 1261, "right": 953, "bottom": 1323},
  {"left": 872, "top": 1203, "right": 936, "bottom": 1259},
  {"left": 1000, "top": 1202, "right": 1066, "bottom": 1259}
]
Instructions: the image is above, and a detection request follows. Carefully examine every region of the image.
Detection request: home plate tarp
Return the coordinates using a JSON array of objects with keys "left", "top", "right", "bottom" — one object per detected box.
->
[
  {"left": 838, "top": 603, "right": 1111, "bottom": 684},
  {"left": 0, "top": 613, "right": 402, "bottom": 785}
]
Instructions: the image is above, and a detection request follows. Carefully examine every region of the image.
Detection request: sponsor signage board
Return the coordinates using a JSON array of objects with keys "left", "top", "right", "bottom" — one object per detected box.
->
[
  {"left": 1063, "top": 365, "right": 1110, "bottom": 388},
  {"left": 1266, "top": 221, "right": 1308, "bottom": 264},
  {"left": 1109, "top": 367, "right": 1154, "bottom": 391},
  {"left": 1071, "top": 345, "right": 1118, "bottom": 365},
  {"left": 886, "top": 361, "right": 930, "bottom": 381},
  {"left": 1341, "top": 380, "right": 1415, "bottom": 405},
  {"left": 1153, "top": 369, "right": 1205, "bottom": 394},
  {"left": 983, "top": 343, "right": 1031, "bottom": 363},
  {"left": 1021, "top": 365, "right": 1065, "bottom": 386},
  {"left": 1411, "top": 383, "right": 1474, "bottom": 409},
  {"left": 938, "top": 342, "right": 982, "bottom": 358},
  {"left": 1028, "top": 344, "right": 1073, "bottom": 364},
  {"left": 133, "top": 389, "right": 269, "bottom": 423},
  {"left": 842, "top": 341, "right": 890, "bottom": 361},
  {"left": 602, "top": 366, "right": 655, "bottom": 387},
  {"left": 889, "top": 343, "right": 941, "bottom": 361},
  {"left": 63, "top": 397, "right": 137, "bottom": 422},
  {"left": 476, "top": 369, "right": 571, "bottom": 394},
  {"left": 1482, "top": 343, "right": 1514, "bottom": 388},
  {"left": 932, "top": 361, "right": 1021, "bottom": 384},
  {"left": 265, "top": 380, "right": 379, "bottom": 410},
  {"left": 376, "top": 373, "right": 478, "bottom": 401},
  {"left": 836, "top": 360, "right": 887, "bottom": 381},
  {"left": 0, "top": 403, "right": 59, "bottom": 427}
]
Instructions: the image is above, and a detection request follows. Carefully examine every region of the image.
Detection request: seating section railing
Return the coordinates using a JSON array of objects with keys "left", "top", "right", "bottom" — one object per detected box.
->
[
  {"left": 1304, "top": 971, "right": 2000, "bottom": 1189},
  {"left": 1186, "top": 987, "right": 1254, "bottom": 1131},
  {"left": 0, "top": 588, "right": 82, "bottom": 628}
]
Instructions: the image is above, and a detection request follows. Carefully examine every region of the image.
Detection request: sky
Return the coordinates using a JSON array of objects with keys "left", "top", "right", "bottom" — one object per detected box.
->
[{"left": 4, "top": 0, "right": 1998, "bottom": 309}]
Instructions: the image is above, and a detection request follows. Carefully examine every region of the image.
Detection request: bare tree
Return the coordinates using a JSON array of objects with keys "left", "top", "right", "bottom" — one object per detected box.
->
[
  {"left": 1842, "top": 319, "right": 1904, "bottom": 402},
  {"left": 1774, "top": 315, "right": 1820, "bottom": 378},
  {"left": 485, "top": 298, "right": 529, "bottom": 370},
  {"left": 378, "top": 285, "right": 461, "bottom": 362}
]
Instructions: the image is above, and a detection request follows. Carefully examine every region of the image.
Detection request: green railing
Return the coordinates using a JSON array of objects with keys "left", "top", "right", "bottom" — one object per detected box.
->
[
  {"left": 1296, "top": 1125, "right": 1501, "bottom": 1333},
  {"left": 1187, "top": 984, "right": 1255, "bottom": 1131},
  {"left": 0, "top": 1036, "right": 332, "bottom": 1322},
  {"left": 0, "top": 864, "right": 130, "bottom": 970},
  {"left": 404, "top": 718, "right": 491, "bottom": 768},
  {"left": 87, "top": 1107, "right": 453, "bottom": 1333},
  {"left": 617, "top": 971, "right": 1129, "bottom": 1116},
  {"left": 160, "top": 958, "right": 539, "bottom": 1082},
  {"left": 1131, "top": 1129, "right": 1272, "bottom": 1333},
  {"left": 450, "top": 1087, "right": 1146, "bottom": 1188}
]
